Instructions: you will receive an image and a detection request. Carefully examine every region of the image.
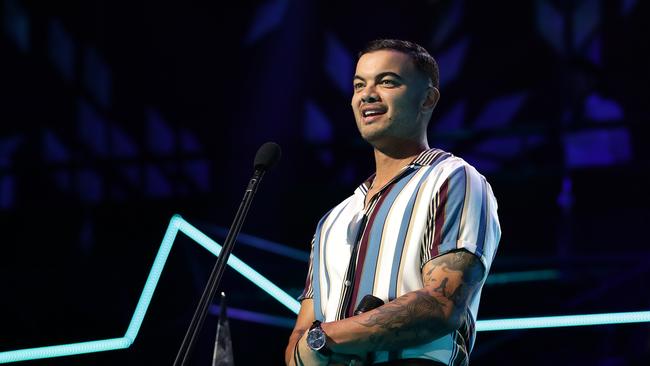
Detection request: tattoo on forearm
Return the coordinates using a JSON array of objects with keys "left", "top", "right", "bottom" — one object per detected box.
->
[
  {"left": 353, "top": 290, "right": 449, "bottom": 348},
  {"left": 350, "top": 251, "right": 484, "bottom": 350},
  {"left": 433, "top": 277, "right": 448, "bottom": 296}
]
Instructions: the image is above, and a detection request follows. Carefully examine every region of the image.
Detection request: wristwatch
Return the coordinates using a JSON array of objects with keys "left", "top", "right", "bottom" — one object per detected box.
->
[{"left": 306, "top": 320, "right": 332, "bottom": 357}]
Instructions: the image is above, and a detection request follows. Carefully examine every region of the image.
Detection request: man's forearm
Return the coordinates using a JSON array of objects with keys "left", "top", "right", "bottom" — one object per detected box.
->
[
  {"left": 285, "top": 328, "right": 307, "bottom": 366},
  {"left": 322, "top": 287, "right": 458, "bottom": 356}
]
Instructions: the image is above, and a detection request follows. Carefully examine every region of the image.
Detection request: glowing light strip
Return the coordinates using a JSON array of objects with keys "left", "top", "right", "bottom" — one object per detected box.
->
[
  {"left": 2, "top": 214, "right": 648, "bottom": 364},
  {"left": 476, "top": 311, "right": 650, "bottom": 331},
  {"left": 485, "top": 269, "right": 560, "bottom": 285},
  {"left": 210, "top": 225, "right": 310, "bottom": 262},
  {"left": 124, "top": 215, "right": 181, "bottom": 341},
  {"left": 173, "top": 217, "right": 301, "bottom": 314},
  {"left": 0, "top": 214, "right": 299, "bottom": 364},
  {"left": 0, "top": 338, "right": 131, "bottom": 364},
  {"left": 209, "top": 306, "right": 295, "bottom": 328},
  {"left": 204, "top": 307, "right": 650, "bottom": 335}
]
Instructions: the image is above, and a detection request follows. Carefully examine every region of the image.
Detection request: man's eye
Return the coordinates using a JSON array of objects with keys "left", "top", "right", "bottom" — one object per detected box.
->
[
  {"left": 381, "top": 80, "right": 397, "bottom": 86},
  {"left": 353, "top": 83, "right": 365, "bottom": 90}
]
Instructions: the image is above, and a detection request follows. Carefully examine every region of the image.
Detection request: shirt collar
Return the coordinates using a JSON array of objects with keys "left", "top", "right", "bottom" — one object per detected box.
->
[
  {"left": 411, "top": 147, "right": 446, "bottom": 166},
  {"left": 355, "top": 148, "right": 444, "bottom": 195}
]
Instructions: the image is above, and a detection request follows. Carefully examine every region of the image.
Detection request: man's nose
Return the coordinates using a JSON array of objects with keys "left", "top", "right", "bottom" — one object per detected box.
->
[{"left": 361, "top": 88, "right": 379, "bottom": 103}]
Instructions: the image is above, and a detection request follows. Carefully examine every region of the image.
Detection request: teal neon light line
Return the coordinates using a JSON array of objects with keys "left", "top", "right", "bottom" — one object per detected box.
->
[
  {"left": 1, "top": 214, "right": 648, "bottom": 364},
  {"left": 0, "top": 338, "right": 131, "bottom": 364},
  {"left": 485, "top": 269, "right": 560, "bottom": 285},
  {"left": 172, "top": 217, "right": 301, "bottom": 314},
  {"left": 210, "top": 225, "right": 310, "bottom": 262},
  {"left": 0, "top": 214, "right": 299, "bottom": 364},
  {"left": 198, "top": 307, "right": 650, "bottom": 334},
  {"left": 124, "top": 215, "right": 300, "bottom": 341},
  {"left": 476, "top": 311, "right": 650, "bottom": 331}
]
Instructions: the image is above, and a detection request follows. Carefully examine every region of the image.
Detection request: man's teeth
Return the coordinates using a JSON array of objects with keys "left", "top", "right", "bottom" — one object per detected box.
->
[{"left": 363, "top": 110, "right": 383, "bottom": 117}]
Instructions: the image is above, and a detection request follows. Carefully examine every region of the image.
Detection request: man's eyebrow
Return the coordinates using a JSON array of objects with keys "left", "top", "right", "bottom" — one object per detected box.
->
[
  {"left": 353, "top": 72, "right": 403, "bottom": 82},
  {"left": 375, "top": 72, "right": 403, "bottom": 80}
]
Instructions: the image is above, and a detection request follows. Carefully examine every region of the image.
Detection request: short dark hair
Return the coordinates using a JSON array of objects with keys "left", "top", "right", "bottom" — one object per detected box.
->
[{"left": 359, "top": 39, "right": 439, "bottom": 88}]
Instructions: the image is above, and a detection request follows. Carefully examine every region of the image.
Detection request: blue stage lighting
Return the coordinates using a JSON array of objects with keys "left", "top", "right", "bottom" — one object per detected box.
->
[
  {"left": 485, "top": 269, "right": 560, "bottom": 285},
  {"left": 0, "top": 338, "right": 131, "bottom": 364},
  {"left": 0, "top": 215, "right": 299, "bottom": 364},
  {"left": 476, "top": 311, "right": 650, "bottom": 331},
  {"left": 1, "top": 214, "right": 647, "bottom": 364}
]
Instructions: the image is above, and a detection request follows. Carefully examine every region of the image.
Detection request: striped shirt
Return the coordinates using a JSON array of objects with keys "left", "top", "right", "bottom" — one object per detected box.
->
[{"left": 299, "top": 148, "right": 501, "bottom": 365}]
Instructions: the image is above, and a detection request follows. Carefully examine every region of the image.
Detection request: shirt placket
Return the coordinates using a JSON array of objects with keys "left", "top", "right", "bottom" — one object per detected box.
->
[
  {"left": 336, "top": 164, "right": 416, "bottom": 320},
  {"left": 337, "top": 197, "right": 375, "bottom": 320}
]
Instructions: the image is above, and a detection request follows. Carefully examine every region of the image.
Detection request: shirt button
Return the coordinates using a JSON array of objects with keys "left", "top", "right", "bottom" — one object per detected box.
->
[{"left": 344, "top": 280, "right": 351, "bottom": 287}]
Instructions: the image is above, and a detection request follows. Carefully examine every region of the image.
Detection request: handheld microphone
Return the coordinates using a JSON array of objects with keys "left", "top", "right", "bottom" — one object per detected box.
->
[
  {"left": 354, "top": 295, "right": 385, "bottom": 316},
  {"left": 352, "top": 295, "right": 384, "bottom": 366}
]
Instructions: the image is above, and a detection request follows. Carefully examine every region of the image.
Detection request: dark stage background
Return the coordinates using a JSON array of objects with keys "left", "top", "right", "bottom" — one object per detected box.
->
[{"left": 1, "top": 0, "right": 649, "bottom": 365}]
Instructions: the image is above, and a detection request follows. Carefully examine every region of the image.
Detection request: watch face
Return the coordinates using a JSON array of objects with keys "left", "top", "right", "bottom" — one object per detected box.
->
[{"left": 307, "top": 328, "right": 326, "bottom": 350}]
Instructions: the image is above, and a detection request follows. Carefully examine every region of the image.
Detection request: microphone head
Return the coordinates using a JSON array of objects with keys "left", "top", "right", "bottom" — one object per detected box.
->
[
  {"left": 254, "top": 142, "right": 282, "bottom": 171},
  {"left": 354, "top": 294, "right": 385, "bottom": 316}
]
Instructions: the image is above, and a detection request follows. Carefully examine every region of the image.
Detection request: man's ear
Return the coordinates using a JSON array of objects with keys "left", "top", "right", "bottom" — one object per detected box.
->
[{"left": 422, "top": 86, "right": 440, "bottom": 111}]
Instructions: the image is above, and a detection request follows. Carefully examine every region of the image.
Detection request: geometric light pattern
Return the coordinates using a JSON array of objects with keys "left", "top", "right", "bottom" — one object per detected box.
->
[
  {"left": 0, "top": 338, "right": 132, "bottom": 364},
  {"left": 0, "top": 215, "right": 299, "bottom": 364},
  {"left": 1, "top": 215, "right": 648, "bottom": 363}
]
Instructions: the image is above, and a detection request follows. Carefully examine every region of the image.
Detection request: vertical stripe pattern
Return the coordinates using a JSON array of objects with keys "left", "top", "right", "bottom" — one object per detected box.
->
[{"left": 297, "top": 148, "right": 501, "bottom": 364}]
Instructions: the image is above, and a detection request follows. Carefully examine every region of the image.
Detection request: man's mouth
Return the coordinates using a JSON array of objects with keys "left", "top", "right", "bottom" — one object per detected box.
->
[{"left": 361, "top": 107, "right": 387, "bottom": 122}]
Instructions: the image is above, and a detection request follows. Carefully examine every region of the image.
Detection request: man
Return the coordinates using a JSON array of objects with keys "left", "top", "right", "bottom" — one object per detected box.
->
[{"left": 285, "top": 39, "right": 500, "bottom": 366}]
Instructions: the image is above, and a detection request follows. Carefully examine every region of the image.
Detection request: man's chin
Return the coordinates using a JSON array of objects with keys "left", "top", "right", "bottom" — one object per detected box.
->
[
  {"left": 360, "top": 132, "right": 383, "bottom": 145},
  {"left": 361, "top": 133, "right": 393, "bottom": 150},
  {"left": 359, "top": 124, "right": 387, "bottom": 140}
]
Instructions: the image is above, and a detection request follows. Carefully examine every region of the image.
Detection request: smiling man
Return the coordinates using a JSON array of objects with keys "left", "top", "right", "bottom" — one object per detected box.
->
[{"left": 285, "top": 39, "right": 501, "bottom": 366}]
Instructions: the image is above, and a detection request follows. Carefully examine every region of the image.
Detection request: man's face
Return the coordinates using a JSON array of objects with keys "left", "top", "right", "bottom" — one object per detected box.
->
[{"left": 351, "top": 50, "right": 433, "bottom": 148}]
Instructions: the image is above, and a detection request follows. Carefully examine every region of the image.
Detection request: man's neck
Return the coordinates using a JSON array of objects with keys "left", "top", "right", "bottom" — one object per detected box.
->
[{"left": 371, "top": 140, "right": 429, "bottom": 189}]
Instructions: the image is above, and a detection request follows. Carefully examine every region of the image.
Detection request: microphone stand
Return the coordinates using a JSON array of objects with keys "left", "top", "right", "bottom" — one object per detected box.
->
[{"left": 173, "top": 168, "right": 267, "bottom": 366}]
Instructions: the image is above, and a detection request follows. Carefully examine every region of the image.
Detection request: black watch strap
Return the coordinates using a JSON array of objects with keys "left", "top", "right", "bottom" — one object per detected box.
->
[
  {"left": 309, "top": 321, "right": 333, "bottom": 357},
  {"left": 309, "top": 320, "right": 322, "bottom": 331}
]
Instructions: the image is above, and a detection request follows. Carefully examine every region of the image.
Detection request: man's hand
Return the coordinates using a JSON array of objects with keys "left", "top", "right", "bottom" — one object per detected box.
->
[{"left": 291, "top": 331, "right": 330, "bottom": 366}]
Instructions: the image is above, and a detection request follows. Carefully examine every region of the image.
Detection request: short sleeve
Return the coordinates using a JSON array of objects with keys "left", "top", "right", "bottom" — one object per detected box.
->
[
  {"left": 297, "top": 235, "right": 316, "bottom": 301},
  {"left": 420, "top": 165, "right": 501, "bottom": 274}
]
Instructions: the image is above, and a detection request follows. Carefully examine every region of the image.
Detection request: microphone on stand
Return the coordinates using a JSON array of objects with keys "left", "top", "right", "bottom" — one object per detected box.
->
[
  {"left": 173, "top": 142, "right": 281, "bottom": 366},
  {"left": 254, "top": 142, "right": 282, "bottom": 170}
]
